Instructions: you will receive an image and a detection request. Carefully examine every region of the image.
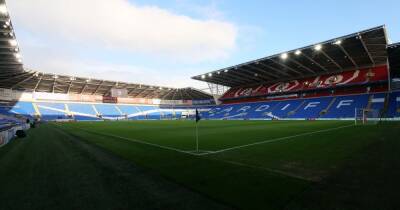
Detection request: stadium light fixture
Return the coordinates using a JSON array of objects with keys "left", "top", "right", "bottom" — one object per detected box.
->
[
  {"left": 0, "top": 5, "right": 7, "bottom": 14},
  {"left": 208, "top": 73, "right": 212, "bottom": 77},
  {"left": 201, "top": 75, "right": 206, "bottom": 79},
  {"left": 9, "top": 39, "right": 17, "bottom": 46},
  {"left": 295, "top": 50, "right": 302, "bottom": 55},
  {"left": 334, "top": 40, "right": 342, "bottom": 45},
  {"left": 280, "top": 53, "right": 288, "bottom": 60},
  {"left": 314, "top": 44, "right": 322, "bottom": 51}
]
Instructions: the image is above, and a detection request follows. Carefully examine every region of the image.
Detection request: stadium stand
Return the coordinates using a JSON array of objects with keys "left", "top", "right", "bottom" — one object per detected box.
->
[
  {"left": 388, "top": 91, "right": 400, "bottom": 117},
  {"left": 0, "top": 8, "right": 399, "bottom": 122}
]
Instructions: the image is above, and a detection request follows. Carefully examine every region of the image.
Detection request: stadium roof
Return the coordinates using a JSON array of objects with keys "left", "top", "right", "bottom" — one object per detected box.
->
[
  {"left": 0, "top": 0, "right": 23, "bottom": 74},
  {"left": 0, "top": 0, "right": 212, "bottom": 100},
  {"left": 192, "top": 26, "right": 389, "bottom": 87},
  {"left": 0, "top": 70, "right": 212, "bottom": 100}
]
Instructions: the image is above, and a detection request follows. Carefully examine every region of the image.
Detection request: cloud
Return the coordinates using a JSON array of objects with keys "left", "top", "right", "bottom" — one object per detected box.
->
[
  {"left": 8, "top": 0, "right": 237, "bottom": 62},
  {"left": 22, "top": 48, "right": 209, "bottom": 89}
]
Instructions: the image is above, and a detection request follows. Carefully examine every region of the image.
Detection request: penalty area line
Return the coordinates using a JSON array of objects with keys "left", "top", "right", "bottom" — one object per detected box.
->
[{"left": 201, "top": 124, "right": 355, "bottom": 156}]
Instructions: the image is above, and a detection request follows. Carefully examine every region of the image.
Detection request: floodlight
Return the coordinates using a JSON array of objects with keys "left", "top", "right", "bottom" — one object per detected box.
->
[
  {"left": 208, "top": 73, "right": 212, "bottom": 77},
  {"left": 280, "top": 53, "right": 288, "bottom": 60},
  {"left": 295, "top": 50, "right": 301, "bottom": 55},
  {"left": 0, "top": 5, "right": 7, "bottom": 14},
  {"left": 334, "top": 40, "right": 342, "bottom": 45},
  {"left": 314, "top": 44, "right": 322, "bottom": 51},
  {"left": 9, "top": 39, "right": 17, "bottom": 46},
  {"left": 201, "top": 75, "right": 206, "bottom": 79}
]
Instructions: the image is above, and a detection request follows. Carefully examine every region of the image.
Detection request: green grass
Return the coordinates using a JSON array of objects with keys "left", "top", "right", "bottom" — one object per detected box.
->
[{"left": 1, "top": 120, "right": 400, "bottom": 210}]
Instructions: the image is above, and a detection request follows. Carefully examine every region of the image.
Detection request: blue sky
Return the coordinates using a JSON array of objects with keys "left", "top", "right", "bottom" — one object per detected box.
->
[{"left": 8, "top": 0, "right": 400, "bottom": 90}]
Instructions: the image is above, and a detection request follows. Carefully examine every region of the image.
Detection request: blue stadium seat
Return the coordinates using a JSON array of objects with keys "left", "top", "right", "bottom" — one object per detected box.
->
[
  {"left": 37, "top": 102, "right": 67, "bottom": 120},
  {"left": 68, "top": 103, "right": 97, "bottom": 117},
  {"left": 95, "top": 104, "right": 121, "bottom": 117},
  {"left": 290, "top": 97, "right": 333, "bottom": 119},
  {"left": 322, "top": 94, "right": 369, "bottom": 118},
  {"left": 387, "top": 91, "right": 400, "bottom": 117}
]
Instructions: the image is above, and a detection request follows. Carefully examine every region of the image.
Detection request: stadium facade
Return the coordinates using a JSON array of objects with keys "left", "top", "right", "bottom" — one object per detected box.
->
[{"left": 1, "top": 0, "right": 400, "bottom": 144}]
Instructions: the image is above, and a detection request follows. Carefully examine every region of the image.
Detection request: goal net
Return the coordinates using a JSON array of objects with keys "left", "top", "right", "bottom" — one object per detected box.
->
[{"left": 354, "top": 108, "right": 381, "bottom": 125}]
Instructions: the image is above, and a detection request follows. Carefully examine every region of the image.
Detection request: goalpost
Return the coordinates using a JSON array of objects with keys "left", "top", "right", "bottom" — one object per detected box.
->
[{"left": 354, "top": 108, "right": 381, "bottom": 125}]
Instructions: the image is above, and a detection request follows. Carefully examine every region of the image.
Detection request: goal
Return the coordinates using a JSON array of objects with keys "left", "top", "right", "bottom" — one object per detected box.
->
[{"left": 354, "top": 108, "right": 381, "bottom": 125}]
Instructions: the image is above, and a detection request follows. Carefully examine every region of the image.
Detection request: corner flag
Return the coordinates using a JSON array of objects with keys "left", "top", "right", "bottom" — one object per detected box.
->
[{"left": 195, "top": 109, "right": 201, "bottom": 123}]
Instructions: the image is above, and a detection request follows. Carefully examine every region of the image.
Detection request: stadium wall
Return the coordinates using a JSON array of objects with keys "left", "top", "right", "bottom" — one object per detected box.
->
[{"left": 0, "top": 123, "right": 30, "bottom": 147}]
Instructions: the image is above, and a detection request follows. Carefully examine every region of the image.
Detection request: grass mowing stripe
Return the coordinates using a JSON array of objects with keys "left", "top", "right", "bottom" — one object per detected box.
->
[
  {"left": 59, "top": 126, "right": 324, "bottom": 181},
  {"left": 202, "top": 124, "right": 355, "bottom": 155},
  {"left": 215, "top": 158, "right": 317, "bottom": 182},
  {"left": 58, "top": 124, "right": 201, "bottom": 156}
]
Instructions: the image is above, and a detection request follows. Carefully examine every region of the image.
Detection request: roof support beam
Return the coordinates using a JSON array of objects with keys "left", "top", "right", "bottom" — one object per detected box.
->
[
  {"left": 33, "top": 75, "right": 43, "bottom": 92},
  {"left": 67, "top": 81, "right": 73, "bottom": 94},
  {"left": 300, "top": 53, "right": 329, "bottom": 72},
  {"left": 256, "top": 62, "right": 292, "bottom": 77},
  {"left": 212, "top": 73, "right": 253, "bottom": 86},
  {"left": 320, "top": 50, "right": 343, "bottom": 70},
  {"left": 269, "top": 59, "right": 303, "bottom": 75},
  {"left": 242, "top": 68, "right": 274, "bottom": 82},
  {"left": 80, "top": 83, "right": 87, "bottom": 94},
  {"left": 245, "top": 65, "right": 280, "bottom": 79},
  {"left": 359, "top": 35, "right": 375, "bottom": 66},
  {"left": 133, "top": 88, "right": 151, "bottom": 98},
  {"left": 93, "top": 80, "right": 104, "bottom": 94},
  {"left": 336, "top": 44, "right": 359, "bottom": 69},
  {"left": 171, "top": 89, "right": 178, "bottom": 100},
  {"left": 0, "top": 71, "right": 33, "bottom": 82},
  {"left": 224, "top": 69, "right": 262, "bottom": 84},
  {"left": 207, "top": 76, "right": 240, "bottom": 87},
  {"left": 11, "top": 74, "right": 36, "bottom": 89},
  {"left": 52, "top": 78, "right": 57, "bottom": 93},
  {"left": 287, "top": 58, "right": 316, "bottom": 74},
  {"left": 161, "top": 90, "right": 174, "bottom": 99},
  {"left": 235, "top": 67, "right": 268, "bottom": 83}
]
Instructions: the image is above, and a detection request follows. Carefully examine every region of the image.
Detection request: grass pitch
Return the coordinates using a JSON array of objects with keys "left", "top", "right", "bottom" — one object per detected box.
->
[{"left": 1, "top": 120, "right": 400, "bottom": 210}]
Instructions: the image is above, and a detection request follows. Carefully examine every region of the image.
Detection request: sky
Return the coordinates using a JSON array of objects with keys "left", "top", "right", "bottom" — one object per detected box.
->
[{"left": 7, "top": 0, "right": 400, "bottom": 91}]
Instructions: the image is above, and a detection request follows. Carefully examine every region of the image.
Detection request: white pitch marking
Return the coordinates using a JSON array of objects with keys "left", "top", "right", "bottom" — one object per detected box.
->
[
  {"left": 69, "top": 126, "right": 203, "bottom": 156},
  {"left": 201, "top": 124, "right": 354, "bottom": 155}
]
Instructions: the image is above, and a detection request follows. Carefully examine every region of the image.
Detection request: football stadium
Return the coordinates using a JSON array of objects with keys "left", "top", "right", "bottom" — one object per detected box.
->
[{"left": 1, "top": 0, "right": 400, "bottom": 210}]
